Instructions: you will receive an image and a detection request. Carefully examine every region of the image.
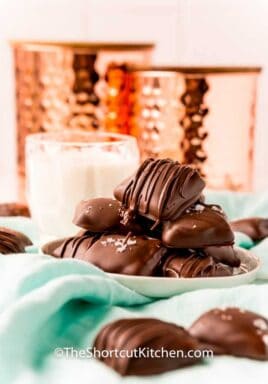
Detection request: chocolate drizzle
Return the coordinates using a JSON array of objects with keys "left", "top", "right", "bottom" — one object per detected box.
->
[
  {"left": 94, "top": 307, "right": 268, "bottom": 376},
  {"left": 45, "top": 158, "right": 241, "bottom": 278},
  {"left": 0, "top": 227, "right": 32, "bottom": 254},
  {"left": 93, "top": 318, "right": 202, "bottom": 376},
  {"left": 53, "top": 233, "right": 166, "bottom": 276},
  {"left": 53, "top": 234, "right": 100, "bottom": 259},
  {"left": 163, "top": 250, "right": 233, "bottom": 278},
  {"left": 114, "top": 158, "right": 205, "bottom": 222}
]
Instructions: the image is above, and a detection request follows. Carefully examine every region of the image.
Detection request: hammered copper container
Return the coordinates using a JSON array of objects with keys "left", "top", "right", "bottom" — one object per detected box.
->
[
  {"left": 12, "top": 41, "right": 154, "bottom": 200},
  {"left": 129, "top": 67, "right": 261, "bottom": 191}
]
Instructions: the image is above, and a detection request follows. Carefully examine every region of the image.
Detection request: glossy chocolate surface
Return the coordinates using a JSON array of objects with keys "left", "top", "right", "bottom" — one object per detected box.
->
[
  {"left": 53, "top": 233, "right": 166, "bottom": 276},
  {"left": 230, "top": 217, "right": 268, "bottom": 241},
  {"left": 162, "top": 204, "right": 234, "bottom": 248},
  {"left": 114, "top": 158, "right": 205, "bottom": 222},
  {"left": 53, "top": 234, "right": 99, "bottom": 258},
  {"left": 204, "top": 245, "right": 240, "bottom": 268},
  {"left": 73, "top": 198, "right": 121, "bottom": 232},
  {"left": 190, "top": 307, "right": 268, "bottom": 360},
  {"left": 162, "top": 250, "right": 233, "bottom": 278},
  {"left": 80, "top": 234, "right": 166, "bottom": 276},
  {"left": 0, "top": 227, "right": 32, "bottom": 254},
  {"left": 94, "top": 318, "right": 202, "bottom": 376}
]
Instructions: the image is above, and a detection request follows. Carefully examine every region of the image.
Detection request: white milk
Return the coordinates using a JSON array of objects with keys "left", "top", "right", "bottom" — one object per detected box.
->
[{"left": 26, "top": 146, "right": 139, "bottom": 242}]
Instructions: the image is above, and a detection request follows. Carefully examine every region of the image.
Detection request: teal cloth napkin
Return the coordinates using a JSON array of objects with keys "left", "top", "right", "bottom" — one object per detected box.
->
[
  {"left": 206, "top": 190, "right": 268, "bottom": 278},
  {"left": 1, "top": 191, "right": 268, "bottom": 383}
]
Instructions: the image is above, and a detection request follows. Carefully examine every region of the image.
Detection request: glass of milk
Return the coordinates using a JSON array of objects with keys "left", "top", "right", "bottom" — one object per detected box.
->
[{"left": 26, "top": 131, "right": 140, "bottom": 242}]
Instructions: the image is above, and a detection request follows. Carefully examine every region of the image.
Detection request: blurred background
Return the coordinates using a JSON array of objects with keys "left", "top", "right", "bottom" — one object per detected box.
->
[{"left": 1, "top": 0, "right": 268, "bottom": 202}]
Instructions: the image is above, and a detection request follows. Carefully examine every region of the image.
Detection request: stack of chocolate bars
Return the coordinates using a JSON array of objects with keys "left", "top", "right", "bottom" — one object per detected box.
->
[{"left": 47, "top": 158, "right": 241, "bottom": 277}]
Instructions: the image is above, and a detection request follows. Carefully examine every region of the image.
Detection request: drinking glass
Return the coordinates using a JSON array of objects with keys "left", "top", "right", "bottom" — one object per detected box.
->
[{"left": 26, "top": 131, "right": 139, "bottom": 242}]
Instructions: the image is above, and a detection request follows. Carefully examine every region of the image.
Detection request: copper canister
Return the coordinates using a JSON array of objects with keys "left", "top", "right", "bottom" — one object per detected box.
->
[
  {"left": 129, "top": 66, "right": 261, "bottom": 191},
  {"left": 12, "top": 41, "right": 154, "bottom": 200}
]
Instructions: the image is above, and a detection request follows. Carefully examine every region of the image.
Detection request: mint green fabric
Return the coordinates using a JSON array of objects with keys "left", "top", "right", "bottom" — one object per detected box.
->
[
  {"left": 206, "top": 190, "right": 268, "bottom": 278},
  {"left": 1, "top": 191, "right": 268, "bottom": 383}
]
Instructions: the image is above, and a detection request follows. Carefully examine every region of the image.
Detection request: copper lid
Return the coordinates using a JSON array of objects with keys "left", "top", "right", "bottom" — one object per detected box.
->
[
  {"left": 129, "top": 65, "right": 262, "bottom": 74},
  {"left": 11, "top": 40, "right": 155, "bottom": 52}
]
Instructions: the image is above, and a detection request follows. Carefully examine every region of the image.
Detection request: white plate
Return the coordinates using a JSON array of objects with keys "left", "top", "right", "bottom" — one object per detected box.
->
[{"left": 108, "top": 248, "right": 260, "bottom": 298}]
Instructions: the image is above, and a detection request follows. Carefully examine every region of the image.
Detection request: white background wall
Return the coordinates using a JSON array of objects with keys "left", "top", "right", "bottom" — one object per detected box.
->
[{"left": 0, "top": 0, "right": 268, "bottom": 201}]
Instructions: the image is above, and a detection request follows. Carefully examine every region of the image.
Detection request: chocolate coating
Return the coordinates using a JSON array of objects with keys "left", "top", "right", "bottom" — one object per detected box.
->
[
  {"left": 81, "top": 234, "right": 166, "bottom": 275},
  {"left": 53, "top": 234, "right": 99, "bottom": 259},
  {"left": 162, "top": 250, "right": 233, "bottom": 278},
  {"left": 73, "top": 198, "right": 146, "bottom": 235},
  {"left": 230, "top": 217, "right": 268, "bottom": 241},
  {"left": 0, "top": 227, "right": 32, "bottom": 254},
  {"left": 114, "top": 158, "right": 205, "bottom": 223},
  {"left": 93, "top": 318, "right": 202, "bottom": 376},
  {"left": 53, "top": 233, "right": 166, "bottom": 276},
  {"left": 41, "top": 238, "right": 67, "bottom": 256},
  {"left": 162, "top": 204, "right": 234, "bottom": 248},
  {"left": 73, "top": 198, "right": 121, "bottom": 232},
  {"left": 204, "top": 245, "right": 240, "bottom": 268},
  {"left": 0, "top": 202, "right": 30, "bottom": 217},
  {"left": 190, "top": 307, "right": 268, "bottom": 360}
]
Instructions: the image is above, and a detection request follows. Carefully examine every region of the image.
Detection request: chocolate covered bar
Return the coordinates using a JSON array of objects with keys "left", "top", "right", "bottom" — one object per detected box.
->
[
  {"left": 73, "top": 197, "right": 146, "bottom": 235},
  {"left": 0, "top": 227, "right": 32, "bottom": 254},
  {"left": 162, "top": 249, "right": 233, "bottom": 278},
  {"left": 230, "top": 217, "right": 268, "bottom": 241},
  {"left": 204, "top": 245, "right": 240, "bottom": 268},
  {"left": 93, "top": 318, "right": 202, "bottom": 375},
  {"left": 190, "top": 307, "right": 268, "bottom": 360},
  {"left": 114, "top": 158, "right": 205, "bottom": 222},
  {"left": 162, "top": 203, "right": 234, "bottom": 248},
  {"left": 53, "top": 233, "right": 166, "bottom": 276},
  {"left": 73, "top": 198, "right": 122, "bottom": 232}
]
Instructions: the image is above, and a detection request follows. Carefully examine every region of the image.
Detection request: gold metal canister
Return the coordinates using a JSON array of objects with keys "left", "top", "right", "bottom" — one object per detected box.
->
[
  {"left": 129, "top": 66, "right": 261, "bottom": 191},
  {"left": 12, "top": 41, "right": 154, "bottom": 200}
]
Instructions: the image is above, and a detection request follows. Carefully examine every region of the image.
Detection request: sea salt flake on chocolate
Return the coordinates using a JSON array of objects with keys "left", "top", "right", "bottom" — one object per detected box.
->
[
  {"left": 162, "top": 205, "right": 234, "bottom": 249},
  {"left": 117, "top": 244, "right": 128, "bottom": 253},
  {"left": 253, "top": 318, "right": 268, "bottom": 331},
  {"left": 194, "top": 204, "right": 205, "bottom": 212},
  {"left": 101, "top": 237, "right": 116, "bottom": 246},
  {"left": 189, "top": 307, "right": 268, "bottom": 360},
  {"left": 114, "top": 158, "right": 205, "bottom": 222},
  {"left": 127, "top": 239, "right": 137, "bottom": 246},
  {"left": 211, "top": 205, "right": 223, "bottom": 212},
  {"left": 262, "top": 334, "right": 268, "bottom": 345}
]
